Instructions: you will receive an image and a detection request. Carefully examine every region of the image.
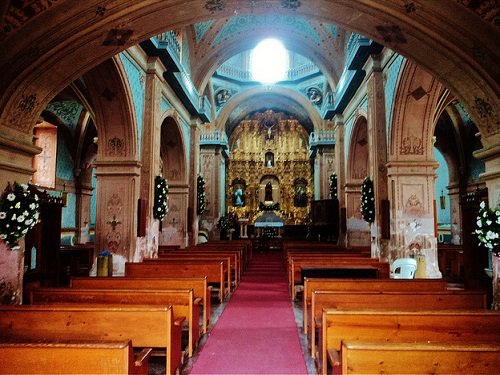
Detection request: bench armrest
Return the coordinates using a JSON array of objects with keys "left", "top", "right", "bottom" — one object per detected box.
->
[
  {"left": 194, "top": 297, "right": 203, "bottom": 304},
  {"left": 327, "top": 348, "right": 340, "bottom": 366},
  {"left": 135, "top": 347, "right": 153, "bottom": 366}
]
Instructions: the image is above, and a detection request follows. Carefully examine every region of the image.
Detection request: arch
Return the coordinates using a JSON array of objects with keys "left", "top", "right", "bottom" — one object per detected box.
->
[
  {"left": 347, "top": 116, "right": 369, "bottom": 184},
  {"left": 83, "top": 58, "right": 138, "bottom": 161},
  {"left": 216, "top": 86, "right": 323, "bottom": 135},
  {"left": 0, "top": 1, "right": 497, "bottom": 149},
  {"left": 194, "top": 28, "right": 339, "bottom": 94},
  {"left": 390, "top": 62, "right": 445, "bottom": 161},
  {"left": 160, "top": 114, "right": 187, "bottom": 184}
]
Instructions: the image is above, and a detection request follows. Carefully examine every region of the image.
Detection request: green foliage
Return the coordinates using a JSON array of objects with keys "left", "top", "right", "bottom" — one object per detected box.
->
[
  {"left": 360, "top": 177, "right": 375, "bottom": 223},
  {"left": 329, "top": 173, "right": 338, "bottom": 199},
  {"left": 153, "top": 175, "right": 169, "bottom": 220},
  {"left": 197, "top": 175, "right": 206, "bottom": 215}
]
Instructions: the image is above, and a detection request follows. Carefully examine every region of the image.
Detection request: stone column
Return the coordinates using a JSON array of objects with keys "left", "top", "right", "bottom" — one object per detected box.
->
[
  {"left": 365, "top": 54, "right": 389, "bottom": 260},
  {"left": 386, "top": 160, "right": 442, "bottom": 278},
  {"left": 199, "top": 145, "right": 227, "bottom": 240},
  {"left": 333, "top": 115, "right": 346, "bottom": 246},
  {"left": 0, "top": 133, "right": 39, "bottom": 304},
  {"left": 137, "top": 56, "right": 163, "bottom": 259},
  {"left": 188, "top": 120, "right": 200, "bottom": 245},
  {"left": 93, "top": 160, "right": 141, "bottom": 262}
]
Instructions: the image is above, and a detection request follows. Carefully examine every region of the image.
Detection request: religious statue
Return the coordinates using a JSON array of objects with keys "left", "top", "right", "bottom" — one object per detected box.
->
[
  {"left": 234, "top": 187, "right": 244, "bottom": 207},
  {"left": 265, "top": 182, "right": 273, "bottom": 202},
  {"left": 294, "top": 185, "right": 307, "bottom": 207}
]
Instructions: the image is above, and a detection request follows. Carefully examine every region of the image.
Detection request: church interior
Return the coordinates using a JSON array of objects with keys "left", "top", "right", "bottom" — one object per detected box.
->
[{"left": 0, "top": 1, "right": 499, "bottom": 374}]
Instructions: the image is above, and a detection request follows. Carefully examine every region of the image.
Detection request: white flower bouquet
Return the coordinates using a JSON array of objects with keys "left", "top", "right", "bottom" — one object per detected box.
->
[
  {"left": 475, "top": 201, "right": 500, "bottom": 254},
  {"left": 0, "top": 182, "right": 40, "bottom": 250}
]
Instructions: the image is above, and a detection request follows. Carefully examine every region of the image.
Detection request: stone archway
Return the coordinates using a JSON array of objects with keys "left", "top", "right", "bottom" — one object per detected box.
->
[
  {"left": 84, "top": 57, "right": 140, "bottom": 262},
  {"left": 346, "top": 115, "right": 370, "bottom": 247},
  {"left": 158, "top": 114, "right": 188, "bottom": 247},
  {"left": 387, "top": 61, "right": 444, "bottom": 278}
]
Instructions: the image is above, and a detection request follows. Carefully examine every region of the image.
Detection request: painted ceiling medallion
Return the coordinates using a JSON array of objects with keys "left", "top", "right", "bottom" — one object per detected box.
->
[
  {"left": 281, "top": 0, "right": 301, "bottom": 10},
  {"left": 205, "top": 0, "right": 226, "bottom": 13}
]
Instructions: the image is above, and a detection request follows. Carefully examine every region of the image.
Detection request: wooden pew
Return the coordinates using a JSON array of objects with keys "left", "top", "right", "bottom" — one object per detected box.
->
[
  {"left": 70, "top": 276, "right": 211, "bottom": 334},
  {"left": 197, "top": 240, "right": 252, "bottom": 268},
  {"left": 339, "top": 340, "right": 500, "bottom": 375},
  {"left": 289, "top": 256, "right": 390, "bottom": 299},
  {"left": 179, "top": 247, "right": 242, "bottom": 283},
  {"left": 30, "top": 287, "right": 200, "bottom": 358},
  {"left": 0, "top": 305, "right": 183, "bottom": 375},
  {"left": 0, "top": 339, "right": 151, "bottom": 375},
  {"left": 146, "top": 255, "right": 233, "bottom": 291},
  {"left": 303, "top": 278, "right": 448, "bottom": 334},
  {"left": 310, "top": 289, "right": 487, "bottom": 358},
  {"left": 126, "top": 261, "right": 226, "bottom": 302},
  {"left": 318, "top": 309, "right": 500, "bottom": 375}
]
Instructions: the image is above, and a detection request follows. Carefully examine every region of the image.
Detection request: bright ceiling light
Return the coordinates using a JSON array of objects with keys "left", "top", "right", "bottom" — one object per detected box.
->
[{"left": 251, "top": 39, "right": 288, "bottom": 84}]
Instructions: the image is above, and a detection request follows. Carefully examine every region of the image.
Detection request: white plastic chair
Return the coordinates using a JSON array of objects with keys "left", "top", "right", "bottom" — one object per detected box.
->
[{"left": 391, "top": 258, "right": 417, "bottom": 279}]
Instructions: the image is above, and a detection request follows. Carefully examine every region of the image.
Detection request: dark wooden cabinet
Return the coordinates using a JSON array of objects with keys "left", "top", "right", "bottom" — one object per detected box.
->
[{"left": 23, "top": 192, "right": 63, "bottom": 303}]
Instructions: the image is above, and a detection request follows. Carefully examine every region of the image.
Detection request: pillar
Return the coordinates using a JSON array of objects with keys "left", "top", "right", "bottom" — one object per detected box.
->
[
  {"left": 387, "top": 160, "right": 442, "bottom": 278},
  {"left": 137, "top": 56, "right": 163, "bottom": 259},
  {"left": 188, "top": 120, "right": 200, "bottom": 245},
  {"left": 365, "top": 54, "right": 389, "bottom": 260},
  {"left": 0, "top": 133, "right": 39, "bottom": 304},
  {"left": 200, "top": 144, "right": 227, "bottom": 240},
  {"left": 333, "top": 115, "right": 347, "bottom": 246},
  {"left": 93, "top": 160, "right": 141, "bottom": 262}
]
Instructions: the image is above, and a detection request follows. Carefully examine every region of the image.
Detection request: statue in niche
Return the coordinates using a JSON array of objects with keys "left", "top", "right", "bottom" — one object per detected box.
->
[
  {"left": 265, "top": 152, "right": 274, "bottom": 167},
  {"left": 265, "top": 182, "right": 273, "bottom": 202},
  {"left": 294, "top": 185, "right": 307, "bottom": 207},
  {"left": 234, "top": 187, "right": 244, "bottom": 207}
]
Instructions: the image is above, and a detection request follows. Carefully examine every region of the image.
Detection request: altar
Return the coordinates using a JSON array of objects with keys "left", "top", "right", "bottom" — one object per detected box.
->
[{"left": 254, "top": 211, "right": 285, "bottom": 238}]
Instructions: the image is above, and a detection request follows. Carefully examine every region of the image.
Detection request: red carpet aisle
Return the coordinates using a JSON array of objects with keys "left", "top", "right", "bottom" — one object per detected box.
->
[{"left": 189, "top": 252, "right": 308, "bottom": 374}]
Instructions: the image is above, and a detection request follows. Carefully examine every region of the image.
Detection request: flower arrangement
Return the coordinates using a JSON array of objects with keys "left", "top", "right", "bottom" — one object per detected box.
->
[
  {"left": 475, "top": 201, "right": 500, "bottom": 254},
  {"left": 329, "top": 173, "right": 338, "bottom": 199},
  {"left": 360, "top": 177, "right": 375, "bottom": 223},
  {"left": 153, "top": 175, "right": 168, "bottom": 220},
  {"left": 217, "top": 212, "right": 238, "bottom": 230},
  {"left": 197, "top": 175, "right": 206, "bottom": 215},
  {"left": 0, "top": 182, "right": 40, "bottom": 250}
]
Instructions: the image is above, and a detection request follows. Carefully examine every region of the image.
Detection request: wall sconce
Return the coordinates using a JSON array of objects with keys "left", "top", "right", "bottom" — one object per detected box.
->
[{"left": 439, "top": 190, "right": 446, "bottom": 210}]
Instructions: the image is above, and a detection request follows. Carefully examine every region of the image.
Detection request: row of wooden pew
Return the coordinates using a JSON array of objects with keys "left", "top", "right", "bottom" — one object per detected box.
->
[
  {"left": 0, "top": 240, "right": 252, "bottom": 374},
  {"left": 283, "top": 241, "right": 500, "bottom": 375}
]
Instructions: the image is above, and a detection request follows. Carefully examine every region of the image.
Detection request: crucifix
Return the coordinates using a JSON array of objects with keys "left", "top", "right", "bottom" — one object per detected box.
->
[{"left": 107, "top": 215, "right": 121, "bottom": 230}]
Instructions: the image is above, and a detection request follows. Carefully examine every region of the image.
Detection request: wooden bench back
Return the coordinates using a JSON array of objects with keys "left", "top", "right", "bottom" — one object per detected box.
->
[
  {"left": 340, "top": 341, "right": 500, "bottom": 375},
  {"left": 310, "top": 289, "right": 487, "bottom": 358},
  {"left": 0, "top": 339, "right": 150, "bottom": 375},
  {"left": 303, "top": 278, "right": 447, "bottom": 333},
  {"left": 30, "top": 287, "right": 199, "bottom": 358},
  {"left": 70, "top": 276, "right": 211, "bottom": 333},
  {"left": 125, "top": 262, "right": 226, "bottom": 302},
  {"left": 319, "top": 309, "right": 500, "bottom": 375},
  {"left": 0, "top": 305, "right": 182, "bottom": 375},
  {"left": 144, "top": 256, "right": 233, "bottom": 289}
]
